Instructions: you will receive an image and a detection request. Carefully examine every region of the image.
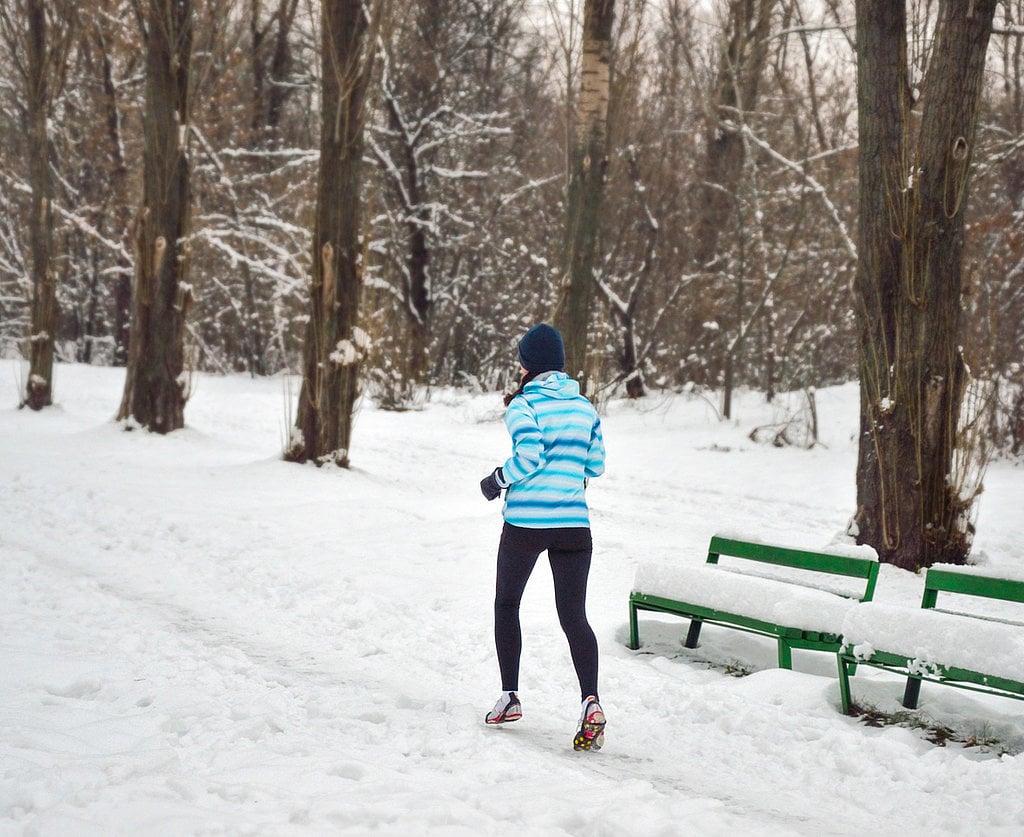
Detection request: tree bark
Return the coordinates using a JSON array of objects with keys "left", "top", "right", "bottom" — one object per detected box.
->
[
  {"left": 853, "top": 0, "right": 997, "bottom": 570},
  {"left": 286, "top": 0, "right": 377, "bottom": 467},
  {"left": 96, "top": 8, "right": 134, "bottom": 367},
  {"left": 117, "top": 0, "right": 194, "bottom": 433},
  {"left": 611, "top": 147, "right": 657, "bottom": 398},
  {"left": 554, "top": 0, "right": 615, "bottom": 384},
  {"left": 266, "top": 0, "right": 299, "bottom": 140},
  {"left": 24, "top": 0, "right": 57, "bottom": 410},
  {"left": 249, "top": 0, "right": 300, "bottom": 147},
  {"left": 382, "top": 1, "right": 437, "bottom": 387}
]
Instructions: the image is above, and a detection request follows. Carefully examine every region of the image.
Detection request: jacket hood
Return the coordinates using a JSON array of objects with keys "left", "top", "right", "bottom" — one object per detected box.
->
[{"left": 523, "top": 371, "right": 581, "bottom": 400}]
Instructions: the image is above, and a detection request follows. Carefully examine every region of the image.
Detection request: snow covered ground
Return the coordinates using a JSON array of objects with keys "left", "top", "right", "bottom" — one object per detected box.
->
[{"left": 2, "top": 360, "right": 1023, "bottom": 836}]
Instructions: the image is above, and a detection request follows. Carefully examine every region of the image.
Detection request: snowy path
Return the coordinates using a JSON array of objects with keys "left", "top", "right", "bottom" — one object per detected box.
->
[{"left": 1, "top": 363, "right": 1023, "bottom": 835}]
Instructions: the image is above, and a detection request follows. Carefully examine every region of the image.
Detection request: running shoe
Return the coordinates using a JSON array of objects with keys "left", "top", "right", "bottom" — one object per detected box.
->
[
  {"left": 573, "top": 696, "right": 605, "bottom": 751},
  {"left": 485, "top": 691, "right": 522, "bottom": 725}
]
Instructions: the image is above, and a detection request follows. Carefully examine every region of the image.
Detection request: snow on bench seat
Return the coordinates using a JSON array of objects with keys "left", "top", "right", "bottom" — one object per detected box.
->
[
  {"left": 837, "top": 567, "right": 1024, "bottom": 714},
  {"left": 628, "top": 536, "right": 879, "bottom": 670},
  {"left": 632, "top": 562, "right": 860, "bottom": 635},
  {"left": 842, "top": 602, "right": 1024, "bottom": 685}
]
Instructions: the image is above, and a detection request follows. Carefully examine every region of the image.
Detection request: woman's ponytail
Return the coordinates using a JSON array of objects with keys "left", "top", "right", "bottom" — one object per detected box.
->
[{"left": 503, "top": 370, "right": 538, "bottom": 407}]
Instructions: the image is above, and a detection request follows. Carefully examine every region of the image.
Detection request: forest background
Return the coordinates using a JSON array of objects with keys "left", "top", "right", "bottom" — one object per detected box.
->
[{"left": 1, "top": 0, "right": 1023, "bottom": 447}]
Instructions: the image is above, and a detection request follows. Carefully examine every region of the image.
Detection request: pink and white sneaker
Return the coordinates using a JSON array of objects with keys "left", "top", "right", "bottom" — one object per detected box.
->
[{"left": 485, "top": 691, "right": 522, "bottom": 725}]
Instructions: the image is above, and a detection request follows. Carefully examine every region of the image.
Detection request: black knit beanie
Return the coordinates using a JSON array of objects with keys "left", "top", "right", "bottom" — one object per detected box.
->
[{"left": 517, "top": 323, "right": 565, "bottom": 374}]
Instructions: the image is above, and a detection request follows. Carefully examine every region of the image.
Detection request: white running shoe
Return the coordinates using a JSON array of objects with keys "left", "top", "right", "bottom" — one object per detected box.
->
[
  {"left": 485, "top": 691, "right": 522, "bottom": 725},
  {"left": 573, "top": 695, "right": 605, "bottom": 751}
]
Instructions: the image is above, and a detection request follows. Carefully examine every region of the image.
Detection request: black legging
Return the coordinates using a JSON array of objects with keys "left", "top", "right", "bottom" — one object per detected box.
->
[{"left": 493, "top": 522, "right": 599, "bottom": 700}]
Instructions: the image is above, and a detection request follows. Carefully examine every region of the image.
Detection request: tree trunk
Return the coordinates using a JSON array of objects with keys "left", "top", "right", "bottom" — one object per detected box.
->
[
  {"left": 764, "top": 294, "right": 776, "bottom": 402},
  {"left": 24, "top": 0, "right": 56, "bottom": 410},
  {"left": 610, "top": 147, "right": 658, "bottom": 399},
  {"left": 692, "top": 0, "right": 774, "bottom": 269},
  {"left": 250, "top": 0, "right": 299, "bottom": 147},
  {"left": 401, "top": 102, "right": 431, "bottom": 388},
  {"left": 406, "top": 220, "right": 430, "bottom": 385},
  {"left": 554, "top": 0, "right": 614, "bottom": 384},
  {"left": 249, "top": 0, "right": 267, "bottom": 140},
  {"left": 242, "top": 0, "right": 300, "bottom": 375},
  {"left": 267, "top": 0, "right": 299, "bottom": 142},
  {"left": 286, "top": 0, "right": 376, "bottom": 467},
  {"left": 620, "top": 317, "right": 643, "bottom": 398},
  {"left": 97, "top": 11, "right": 133, "bottom": 367},
  {"left": 390, "top": 40, "right": 434, "bottom": 387},
  {"left": 117, "top": 0, "right": 194, "bottom": 433},
  {"left": 853, "top": 0, "right": 997, "bottom": 570},
  {"left": 690, "top": 0, "right": 775, "bottom": 419}
]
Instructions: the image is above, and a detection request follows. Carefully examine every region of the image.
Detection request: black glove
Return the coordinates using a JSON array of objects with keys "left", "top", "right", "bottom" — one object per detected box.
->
[{"left": 480, "top": 467, "right": 505, "bottom": 501}]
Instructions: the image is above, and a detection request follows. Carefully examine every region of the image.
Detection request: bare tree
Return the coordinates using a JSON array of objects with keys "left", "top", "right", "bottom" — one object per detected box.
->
[
  {"left": 186, "top": 0, "right": 315, "bottom": 377},
  {"left": 589, "top": 0, "right": 698, "bottom": 399},
  {"left": 286, "top": 0, "right": 383, "bottom": 467},
  {"left": 249, "top": 0, "right": 301, "bottom": 148},
  {"left": 595, "top": 145, "right": 658, "bottom": 398},
  {"left": 117, "top": 0, "right": 195, "bottom": 432},
  {"left": 554, "top": 0, "right": 615, "bottom": 384},
  {"left": 1, "top": 0, "right": 1018, "bottom": 443},
  {"left": 694, "top": 0, "right": 777, "bottom": 419},
  {"left": 83, "top": 0, "right": 138, "bottom": 366},
  {"left": 692, "top": 0, "right": 775, "bottom": 269},
  {"left": 369, "top": 0, "right": 516, "bottom": 393},
  {"left": 853, "top": 0, "right": 998, "bottom": 570},
  {"left": 216, "top": 0, "right": 305, "bottom": 376},
  {"left": 0, "top": 0, "right": 74, "bottom": 409},
  {"left": 965, "top": 2, "right": 1024, "bottom": 457}
]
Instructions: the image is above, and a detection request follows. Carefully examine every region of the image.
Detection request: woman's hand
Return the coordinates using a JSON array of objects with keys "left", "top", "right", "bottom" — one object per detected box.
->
[{"left": 480, "top": 467, "right": 505, "bottom": 501}]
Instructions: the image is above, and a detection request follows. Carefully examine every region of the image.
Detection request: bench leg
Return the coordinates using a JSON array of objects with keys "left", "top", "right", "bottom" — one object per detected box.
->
[
  {"left": 684, "top": 619, "right": 703, "bottom": 649},
  {"left": 902, "top": 676, "right": 922, "bottom": 710},
  {"left": 837, "top": 654, "right": 854, "bottom": 715},
  {"left": 777, "top": 640, "right": 793, "bottom": 670},
  {"left": 628, "top": 602, "right": 640, "bottom": 650}
]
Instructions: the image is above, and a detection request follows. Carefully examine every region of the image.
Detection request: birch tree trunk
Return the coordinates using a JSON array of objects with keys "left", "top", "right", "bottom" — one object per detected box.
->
[
  {"left": 853, "top": 0, "right": 997, "bottom": 570},
  {"left": 286, "top": 0, "right": 379, "bottom": 467},
  {"left": 554, "top": 0, "right": 614, "bottom": 384},
  {"left": 117, "top": 0, "right": 194, "bottom": 433}
]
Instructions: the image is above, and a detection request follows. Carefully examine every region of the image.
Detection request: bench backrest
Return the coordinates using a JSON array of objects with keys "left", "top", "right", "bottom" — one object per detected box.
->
[
  {"left": 921, "top": 568, "right": 1024, "bottom": 610},
  {"left": 707, "top": 535, "right": 879, "bottom": 601}
]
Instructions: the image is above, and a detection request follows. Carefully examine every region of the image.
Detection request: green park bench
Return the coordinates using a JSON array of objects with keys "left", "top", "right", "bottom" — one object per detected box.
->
[
  {"left": 837, "top": 567, "right": 1024, "bottom": 714},
  {"left": 628, "top": 534, "right": 880, "bottom": 670}
]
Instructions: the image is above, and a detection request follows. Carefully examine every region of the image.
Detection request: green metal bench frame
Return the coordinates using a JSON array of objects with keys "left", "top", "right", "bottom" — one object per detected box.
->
[
  {"left": 628, "top": 535, "right": 880, "bottom": 669},
  {"left": 838, "top": 568, "right": 1024, "bottom": 714}
]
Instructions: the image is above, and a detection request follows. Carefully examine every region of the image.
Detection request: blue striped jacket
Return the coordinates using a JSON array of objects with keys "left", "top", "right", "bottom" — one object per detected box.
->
[{"left": 500, "top": 372, "right": 605, "bottom": 528}]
